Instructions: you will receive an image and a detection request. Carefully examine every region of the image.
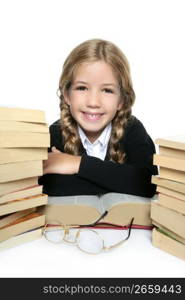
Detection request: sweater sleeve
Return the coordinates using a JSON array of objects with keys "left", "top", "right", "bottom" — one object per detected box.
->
[
  {"left": 77, "top": 118, "right": 158, "bottom": 197},
  {"left": 38, "top": 119, "right": 109, "bottom": 196}
]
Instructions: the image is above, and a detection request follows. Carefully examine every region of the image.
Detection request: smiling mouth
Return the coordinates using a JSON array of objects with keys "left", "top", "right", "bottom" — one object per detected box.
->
[{"left": 82, "top": 112, "right": 104, "bottom": 121}]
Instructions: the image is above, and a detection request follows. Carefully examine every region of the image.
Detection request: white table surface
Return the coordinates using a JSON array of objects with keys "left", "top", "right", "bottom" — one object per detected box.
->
[{"left": 0, "top": 228, "right": 185, "bottom": 278}]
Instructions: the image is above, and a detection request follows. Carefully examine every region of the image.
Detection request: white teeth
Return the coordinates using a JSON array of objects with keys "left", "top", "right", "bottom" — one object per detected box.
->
[
  {"left": 85, "top": 113, "right": 101, "bottom": 116},
  {"left": 83, "top": 112, "right": 102, "bottom": 120},
  {"left": 88, "top": 114, "right": 97, "bottom": 119}
]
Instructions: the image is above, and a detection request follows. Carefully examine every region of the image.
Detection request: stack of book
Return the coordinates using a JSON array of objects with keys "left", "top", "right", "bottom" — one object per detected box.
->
[
  {"left": 151, "top": 135, "right": 185, "bottom": 261},
  {"left": 0, "top": 107, "right": 50, "bottom": 250}
]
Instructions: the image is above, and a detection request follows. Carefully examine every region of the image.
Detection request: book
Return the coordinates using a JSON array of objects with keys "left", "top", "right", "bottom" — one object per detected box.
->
[
  {"left": 0, "top": 160, "right": 43, "bottom": 183},
  {"left": 159, "top": 167, "right": 185, "bottom": 184},
  {"left": 152, "top": 220, "right": 185, "bottom": 245},
  {"left": 0, "top": 132, "right": 50, "bottom": 148},
  {"left": 0, "top": 208, "right": 36, "bottom": 229},
  {"left": 0, "top": 148, "right": 48, "bottom": 164},
  {"left": 0, "top": 212, "right": 45, "bottom": 242},
  {"left": 158, "top": 193, "right": 185, "bottom": 215},
  {"left": 155, "top": 135, "right": 185, "bottom": 151},
  {"left": 152, "top": 135, "right": 185, "bottom": 261},
  {"left": 0, "top": 177, "right": 39, "bottom": 196},
  {"left": 152, "top": 227, "right": 185, "bottom": 261},
  {"left": 159, "top": 146, "right": 185, "bottom": 160},
  {"left": 151, "top": 201, "right": 185, "bottom": 239},
  {"left": 0, "top": 107, "right": 46, "bottom": 123},
  {"left": 0, "top": 107, "right": 47, "bottom": 250},
  {"left": 151, "top": 175, "right": 185, "bottom": 194},
  {"left": 153, "top": 154, "right": 185, "bottom": 172},
  {"left": 0, "top": 228, "right": 42, "bottom": 251},
  {"left": 0, "top": 185, "right": 43, "bottom": 204},
  {"left": 0, "top": 193, "right": 48, "bottom": 216},
  {"left": 38, "top": 193, "right": 157, "bottom": 226},
  {"left": 157, "top": 185, "right": 185, "bottom": 201},
  {"left": 0, "top": 120, "right": 49, "bottom": 133}
]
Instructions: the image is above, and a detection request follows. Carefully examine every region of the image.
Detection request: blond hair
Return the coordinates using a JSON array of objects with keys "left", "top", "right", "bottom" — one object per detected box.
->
[{"left": 58, "top": 39, "right": 135, "bottom": 163}]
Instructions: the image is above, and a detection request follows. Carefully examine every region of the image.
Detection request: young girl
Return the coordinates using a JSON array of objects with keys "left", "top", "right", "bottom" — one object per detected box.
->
[{"left": 39, "top": 39, "right": 158, "bottom": 198}]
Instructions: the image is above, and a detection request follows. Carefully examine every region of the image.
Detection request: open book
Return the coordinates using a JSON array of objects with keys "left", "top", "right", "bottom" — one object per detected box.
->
[{"left": 38, "top": 193, "right": 157, "bottom": 226}]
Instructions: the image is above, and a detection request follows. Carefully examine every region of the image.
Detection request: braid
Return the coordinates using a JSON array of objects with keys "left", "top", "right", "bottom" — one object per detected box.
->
[
  {"left": 108, "top": 88, "right": 135, "bottom": 163},
  {"left": 59, "top": 99, "right": 81, "bottom": 155},
  {"left": 108, "top": 110, "right": 130, "bottom": 163}
]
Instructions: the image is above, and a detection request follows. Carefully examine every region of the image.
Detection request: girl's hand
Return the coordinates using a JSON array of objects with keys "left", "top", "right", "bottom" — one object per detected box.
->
[{"left": 43, "top": 146, "right": 81, "bottom": 175}]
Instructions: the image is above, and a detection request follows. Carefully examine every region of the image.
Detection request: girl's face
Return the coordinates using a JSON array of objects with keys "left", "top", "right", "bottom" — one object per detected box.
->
[{"left": 64, "top": 60, "right": 123, "bottom": 142}]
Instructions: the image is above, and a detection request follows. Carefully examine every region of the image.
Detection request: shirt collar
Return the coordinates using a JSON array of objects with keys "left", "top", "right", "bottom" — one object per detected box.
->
[{"left": 78, "top": 123, "right": 112, "bottom": 147}]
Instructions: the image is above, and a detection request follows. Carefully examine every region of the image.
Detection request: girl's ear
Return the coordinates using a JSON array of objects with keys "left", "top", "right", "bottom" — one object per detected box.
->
[{"left": 117, "top": 100, "right": 124, "bottom": 111}]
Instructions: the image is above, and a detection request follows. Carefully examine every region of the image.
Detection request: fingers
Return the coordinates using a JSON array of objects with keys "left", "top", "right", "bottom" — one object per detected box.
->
[
  {"left": 51, "top": 146, "right": 61, "bottom": 153},
  {"left": 43, "top": 160, "right": 47, "bottom": 168},
  {"left": 43, "top": 160, "right": 48, "bottom": 175},
  {"left": 42, "top": 151, "right": 61, "bottom": 175}
]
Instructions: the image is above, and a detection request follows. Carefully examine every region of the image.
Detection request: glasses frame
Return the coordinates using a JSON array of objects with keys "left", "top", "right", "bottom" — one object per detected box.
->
[{"left": 43, "top": 210, "right": 134, "bottom": 254}]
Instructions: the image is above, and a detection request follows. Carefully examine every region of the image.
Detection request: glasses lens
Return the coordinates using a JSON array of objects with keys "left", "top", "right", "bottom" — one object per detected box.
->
[
  {"left": 64, "top": 229, "right": 77, "bottom": 244},
  {"left": 76, "top": 229, "right": 104, "bottom": 254},
  {"left": 44, "top": 221, "right": 65, "bottom": 243}
]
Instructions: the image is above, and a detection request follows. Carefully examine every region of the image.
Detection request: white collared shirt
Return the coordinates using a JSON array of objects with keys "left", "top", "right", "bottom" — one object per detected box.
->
[{"left": 78, "top": 123, "right": 112, "bottom": 160}]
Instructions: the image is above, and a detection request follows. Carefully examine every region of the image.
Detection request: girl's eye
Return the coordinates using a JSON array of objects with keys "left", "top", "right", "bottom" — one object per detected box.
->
[
  {"left": 76, "top": 86, "right": 87, "bottom": 91},
  {"left": 103, "top": 88, "right": 114, "bottom": 94},
  {"left": 73, "top": 86, "right": 114, "bottom": 93}
]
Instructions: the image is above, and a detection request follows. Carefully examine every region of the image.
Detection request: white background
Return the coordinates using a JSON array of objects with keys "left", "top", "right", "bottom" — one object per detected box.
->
[
  {"left": 0, "top": 0, "right": 185, "bottom": 278},
  {"left": 0, "top": 228, "right": 185, "bottom": 278}
]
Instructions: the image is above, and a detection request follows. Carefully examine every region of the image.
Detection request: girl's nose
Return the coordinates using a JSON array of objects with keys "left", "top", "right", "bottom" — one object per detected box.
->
[{"left": 86, "top": 91, "right": 101, "bottom": 108}]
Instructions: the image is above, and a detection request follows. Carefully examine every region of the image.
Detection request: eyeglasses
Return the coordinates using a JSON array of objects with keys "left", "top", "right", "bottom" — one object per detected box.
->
[{"left": 43, "top": 211, "right": 134, "bottom": 254}]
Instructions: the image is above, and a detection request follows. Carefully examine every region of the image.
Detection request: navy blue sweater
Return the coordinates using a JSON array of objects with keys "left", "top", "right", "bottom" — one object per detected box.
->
[{"left": 38, "top": 116, "right": 158, "bottom": 197}]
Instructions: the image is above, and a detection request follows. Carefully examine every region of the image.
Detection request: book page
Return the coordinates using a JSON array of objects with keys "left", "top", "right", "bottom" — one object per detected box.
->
[
  {"left": 47, "top": 195, "right": 102, "bottom": 212},
  {"left": 155, "top": 135, "right": 185, "bottom": 150},
  {"left": 159, "top": 135, "right": 185, "bottom": 143},
  {"left": 100, "top": 192, "right": 158, "bottom": 211},
  {"left": 47, "top": 193, "right": 158, "bottom": 215}
]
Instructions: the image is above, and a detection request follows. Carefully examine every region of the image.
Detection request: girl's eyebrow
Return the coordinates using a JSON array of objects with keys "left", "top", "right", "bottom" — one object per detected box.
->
[{"left": 74, "top": 81, "right": 117, "bottom": 87}]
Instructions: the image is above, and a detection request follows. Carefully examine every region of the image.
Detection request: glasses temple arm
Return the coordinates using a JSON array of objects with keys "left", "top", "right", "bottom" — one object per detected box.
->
[
  {"left": 80, "top": 210, "right": 108, "bottom": 228},
  {"left": 125, "top": 217, "right": 134, "bottom": 240}
]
